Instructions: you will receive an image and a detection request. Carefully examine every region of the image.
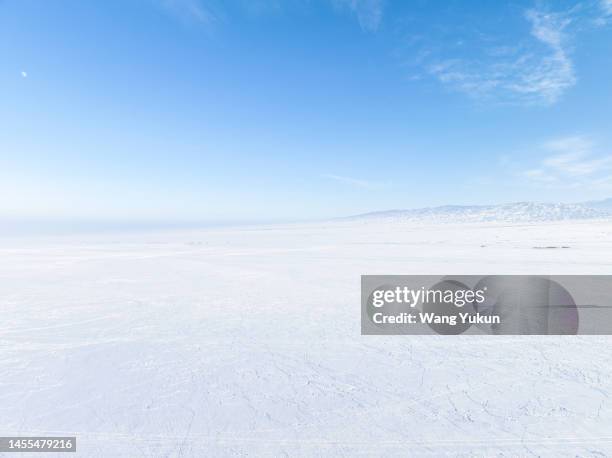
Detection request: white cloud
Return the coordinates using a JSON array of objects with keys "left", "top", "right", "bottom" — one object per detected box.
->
[
  {"left": 427, "top": 7, "right": 576, "bottom": 105},
  {"left": 522, "top": 136, "right": 612, "bottom": 187},
  {"left": 602, "top": 0, "right": 612, "bottom": 15},
  {"left": 321, "top": 173, "right": 385, "bottom": 189},
  {"left": 21, "top": 71, "right": 27, "bottom": 78},
  {"left": 333, "top": 0, "right": 383, "bottom": 32}
]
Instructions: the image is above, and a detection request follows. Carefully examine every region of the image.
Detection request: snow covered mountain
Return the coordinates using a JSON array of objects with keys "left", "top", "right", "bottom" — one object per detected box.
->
[
  {"left": 582, "top": 198, "right": 612, "bottom": 213},
  {"left": 345, "top": 201, "right": 610, "bottom": 223}
]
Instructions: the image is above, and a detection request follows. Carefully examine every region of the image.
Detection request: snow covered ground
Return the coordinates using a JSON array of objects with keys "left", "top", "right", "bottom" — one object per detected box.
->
[{"left": 1, "top": 219, "right": 612, "bottom": 456}]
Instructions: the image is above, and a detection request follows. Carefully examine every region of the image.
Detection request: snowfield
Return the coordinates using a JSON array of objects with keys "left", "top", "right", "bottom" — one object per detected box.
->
[{"left": 1, "top": 219, "right": 612, "bottom": 457}]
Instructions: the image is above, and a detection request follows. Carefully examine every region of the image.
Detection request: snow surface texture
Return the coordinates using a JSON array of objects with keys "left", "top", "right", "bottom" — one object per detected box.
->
[{"left": 1, "top": 218, "right": 612, "bottom": 457}]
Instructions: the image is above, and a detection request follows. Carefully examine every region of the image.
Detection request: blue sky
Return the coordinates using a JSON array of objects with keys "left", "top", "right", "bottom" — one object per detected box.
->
[{"left": 1, "top": 0, "right": 612, "bottom": 222}]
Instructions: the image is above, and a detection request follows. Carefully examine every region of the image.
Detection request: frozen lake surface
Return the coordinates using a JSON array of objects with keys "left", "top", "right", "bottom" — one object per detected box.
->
[{"left": 1, "top": 219, "right": 612, "bottom": 456}]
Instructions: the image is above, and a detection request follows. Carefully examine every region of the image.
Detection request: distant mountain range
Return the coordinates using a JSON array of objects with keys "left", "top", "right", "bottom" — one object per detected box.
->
[
  {"left": 582, "top": 198, "right": 612, "bottom": 212},
  {"left": 344, "top": 200, "right": 612, "bottom": 223}
]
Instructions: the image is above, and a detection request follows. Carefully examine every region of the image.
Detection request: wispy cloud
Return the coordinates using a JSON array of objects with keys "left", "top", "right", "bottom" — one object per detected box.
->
[
  {"left": 595, "top": 0, "right": 612, "bottom": 25},
  {"left": 427, "top": 6, "right": 576, "bottom": 105},
  {"left": 333, "top": 0, "right": 384, "bottom": 32},
  {"left": 520, "top": 8, "right": 576, "bottom": 101},
  {"left": 157, "top": 0, "right": 216, "bottom": 26},
  {"left": 157, "top": 0, "right": 384, "bottom": 31},
  {"left": 522, "top": 136, "right": 612, "bottom": 187},
  {"left": 321, "top": 173, "right": 386, "bottom": 189}
]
